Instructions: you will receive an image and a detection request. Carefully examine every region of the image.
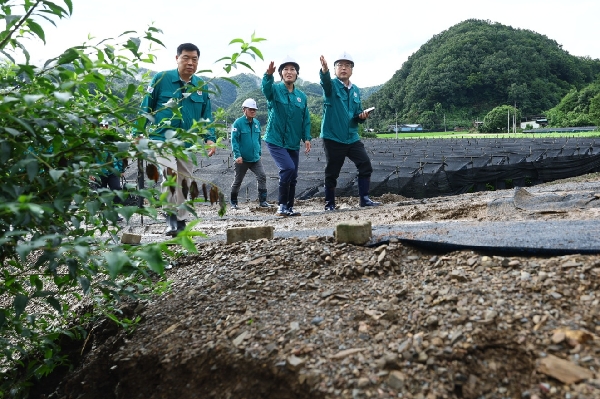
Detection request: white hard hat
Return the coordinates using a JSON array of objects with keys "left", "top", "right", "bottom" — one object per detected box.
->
[
  {"left": 334, "top": 51, "right": 354, "bottom": 67},
  {"left": 278, "top": 56, "right": 300, "bottom": 73},
  {"left": 242, "top": 98, "right": 258, "bottom": 109}
]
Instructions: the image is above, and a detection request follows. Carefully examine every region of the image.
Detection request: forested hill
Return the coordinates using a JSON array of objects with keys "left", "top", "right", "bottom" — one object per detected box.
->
[
  {"left": 205, "top": 73, "right": 261, "bottom": 110},
  {"left": 365, "top": 19, "right": 600, "bottom": 131}
]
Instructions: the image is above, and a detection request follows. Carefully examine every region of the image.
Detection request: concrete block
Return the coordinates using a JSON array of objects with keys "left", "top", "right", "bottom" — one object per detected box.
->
[
  {"left": 121, "top": 233, "right": 142, "bottom": 245},
  {"left": 335, "top": 221, "right": 372, "bottom": 245},
  {"left": 227, "top": 226, "right": 274, "bottom": 244}
]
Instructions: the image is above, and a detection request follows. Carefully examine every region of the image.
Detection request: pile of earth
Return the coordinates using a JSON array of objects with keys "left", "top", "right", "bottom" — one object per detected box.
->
[{"left": 31, "top": 173, "right": 600, "bottom": 399}]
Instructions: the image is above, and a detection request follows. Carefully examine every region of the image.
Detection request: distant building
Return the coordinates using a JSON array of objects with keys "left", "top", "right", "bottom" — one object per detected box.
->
[
  {"left": 520, "top": 116, "right": 548, "bottom": 129},
  {"left": 388, "top": 124, "right": 423, "bottom": 132}
]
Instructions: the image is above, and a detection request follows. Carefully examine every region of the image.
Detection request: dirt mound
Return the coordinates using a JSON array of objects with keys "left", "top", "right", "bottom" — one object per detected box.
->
[
  {"left": 32, "top": 174, "right": 600, "bottom": 399},
  {"left": 40, "top": 238, "right": 600, "bottom": 399}
]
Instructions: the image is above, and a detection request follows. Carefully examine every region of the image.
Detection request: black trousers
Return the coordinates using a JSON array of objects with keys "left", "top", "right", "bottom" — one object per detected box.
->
[
  {"left": 94, "top": 173, "right": 122, "bottom": 204},
  {"left": 322, "top": 139, "right": 373, "bottom": 188}
]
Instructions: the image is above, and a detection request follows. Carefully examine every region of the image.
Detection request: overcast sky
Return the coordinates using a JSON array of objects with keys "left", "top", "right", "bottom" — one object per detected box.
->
[{"left": 19, "top": 0, "right": 600, "bottom": 88}]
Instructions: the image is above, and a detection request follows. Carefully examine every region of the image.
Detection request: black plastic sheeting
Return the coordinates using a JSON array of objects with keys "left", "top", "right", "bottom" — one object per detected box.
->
[
  {"left": 523, "top": 126, "right": 598, "bottom": 133},
  {"left": 369, "top": 238, "right": 600, "bottom": 257},
  {"left": 123, "top": 137, "right": 600, "bottom": 201},
  {"left": 366, "top": 218, "right": 600, "bottom": 257}
]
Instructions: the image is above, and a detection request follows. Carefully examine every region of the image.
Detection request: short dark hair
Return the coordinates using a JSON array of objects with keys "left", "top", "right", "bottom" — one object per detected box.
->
[{"left": 177, "top": 43, "right": 200, "bottom": 57}]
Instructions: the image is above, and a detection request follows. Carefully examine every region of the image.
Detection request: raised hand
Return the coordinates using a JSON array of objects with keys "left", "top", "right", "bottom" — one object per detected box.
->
[{"left": 320, "top": 55, "right": 328, "bottom": 73}]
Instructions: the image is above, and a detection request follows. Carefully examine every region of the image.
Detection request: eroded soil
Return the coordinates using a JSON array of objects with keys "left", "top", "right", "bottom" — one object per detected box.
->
[{"left": 34, "top": 174, "right": 600, "bottom": 399}]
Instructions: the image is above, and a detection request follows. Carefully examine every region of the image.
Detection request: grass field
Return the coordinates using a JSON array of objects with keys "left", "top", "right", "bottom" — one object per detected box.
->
[{"left": 375, "top": 131, "right": 600, "bottom": 139}]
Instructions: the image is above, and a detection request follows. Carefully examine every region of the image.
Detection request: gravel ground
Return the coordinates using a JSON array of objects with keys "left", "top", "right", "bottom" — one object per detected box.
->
[{"left": 37, "top": 174, "right": 600, "bottom": 399}]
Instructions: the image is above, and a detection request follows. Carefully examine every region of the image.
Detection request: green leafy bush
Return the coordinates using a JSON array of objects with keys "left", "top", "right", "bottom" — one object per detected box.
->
[
  {"left": 0, "top": 2, "right": 264, "bottom": 397},
  {"left": 481, "top": 105, "right": 521, "bottom": 133},
  {"left": 546, "top": 83, "right": 600, "bottom": 127}
]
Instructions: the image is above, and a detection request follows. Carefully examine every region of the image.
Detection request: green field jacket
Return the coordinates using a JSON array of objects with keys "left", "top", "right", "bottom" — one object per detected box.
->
[
  {"left": 231, "top": 116, "right": 262, "bottom": 162},
  {"left": 138, "top": 69, "right": 216, "bottom": 144},
  {"left": 261, "top": 73, "right": 311, "bottom": 150},
  {"left": 319, "top": 69, "right": 365, "bottom": 144}
]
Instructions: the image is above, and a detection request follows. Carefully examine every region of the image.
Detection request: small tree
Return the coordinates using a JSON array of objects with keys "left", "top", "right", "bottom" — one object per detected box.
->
[
  {"left": 309, "top": 113, "right": 321, "bottom": 138},
  {"left": 417, "top": 110, "right": 436, "bottom": 131},
  {"left": 0, "top": 2, "right": 264, "bottom": 396},
  {"left": 481, "top": 105, "right": 521, "bottom": 133}
]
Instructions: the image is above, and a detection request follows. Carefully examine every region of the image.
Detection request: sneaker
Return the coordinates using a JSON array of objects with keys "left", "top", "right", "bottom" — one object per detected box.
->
[
  {"left": 230, "top": 202, "right": 238, "bottom": 210},
  {"left": 360, "top": 196, "right": 382, "bottom": 207},
  {"left": 287, "top": 207, "right": 301, "bottom": 216},
  {"left": 259, "top": 201, "right": 273, "bottom": 208},
  {"left": 276, "top": 204, "right": 289, "bottom": 217},
  {"left": 324, "top": 204, "right": 335, "bottom": 211}
]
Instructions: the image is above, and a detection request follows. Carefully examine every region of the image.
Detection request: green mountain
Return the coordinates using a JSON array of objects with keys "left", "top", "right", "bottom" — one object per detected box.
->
[
  {"left": 205, "top": 73, "right": 261, "bottom": 111},
  {"left": 365, "top": 19, "right": 600, "bottom": 131}
]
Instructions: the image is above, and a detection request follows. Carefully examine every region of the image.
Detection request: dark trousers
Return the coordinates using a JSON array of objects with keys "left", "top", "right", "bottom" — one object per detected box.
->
[
  {"left": 322, "top": 139, "right": 373, "bottom": 188},
  {"left": 266, "top": 143, "right": 299, "bottom": 186},
  {"left": 230, "top": 160, "right": 267, "bottom": 194},
  {"left": 94, "top": 173, "right": 122, "bottom": 204}
]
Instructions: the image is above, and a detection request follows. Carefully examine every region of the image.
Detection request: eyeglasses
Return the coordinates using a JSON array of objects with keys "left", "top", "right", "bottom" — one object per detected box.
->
[
  {"left": 335, "top": 63, "right": 353, "bottom": 69},
  {"left": 245, "top": 108, "right": 257, "bottom": 112}
]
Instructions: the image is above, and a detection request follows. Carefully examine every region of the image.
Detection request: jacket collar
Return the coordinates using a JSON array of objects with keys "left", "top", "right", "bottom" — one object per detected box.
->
[
  {"left": 170, "top": 69, "right": 199, "bottom": 86},
  {"left": 336, "top": 77, "right": 353, "bottom": 90}
]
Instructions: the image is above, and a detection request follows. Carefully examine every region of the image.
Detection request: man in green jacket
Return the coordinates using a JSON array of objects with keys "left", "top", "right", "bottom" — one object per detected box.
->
[
  {"left": 137, "top": 42, "right": 216, "bottom": 236},
  {"left": 229, "top": 98, "right": 271, "bottom": 209},
  {"left": 319, "top": 52, "right": 380, "bottom": 211},
  {"left": 262, "top": 56, "right": 311, "bottom": 217}
]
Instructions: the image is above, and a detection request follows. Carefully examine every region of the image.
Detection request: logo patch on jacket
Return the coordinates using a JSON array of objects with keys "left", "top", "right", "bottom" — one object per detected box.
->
[
  {"left": 353, "top": 92, "right": 357, "bottom": 97},
  {"left": 147, "top": 86, "right": 154, "bottom": 93},
  {"left": 297, "top": 97, "right": 302, "bottom": 103},
  {"left": 232, "top": 127, "right": 237, "bottom": 131},
  {"left": 197, "top": 90, "right": 203, "bottom": 95}
]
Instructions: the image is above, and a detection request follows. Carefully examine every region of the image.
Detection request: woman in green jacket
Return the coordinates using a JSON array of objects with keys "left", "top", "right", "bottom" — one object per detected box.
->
[{"left": 261, "top": 56, "right": 311, "bottom": 216}]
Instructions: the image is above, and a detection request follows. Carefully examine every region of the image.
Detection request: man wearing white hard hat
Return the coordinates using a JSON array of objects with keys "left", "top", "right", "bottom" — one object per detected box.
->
[
  {"left": 319, "top": 52, "right": 381, "bottom": 211},
  {"left": 229, "top": 98, "right": 271, "bottom": 209},
  {"left": 261, "top": 56, "right": 311, "bottom": 217}
]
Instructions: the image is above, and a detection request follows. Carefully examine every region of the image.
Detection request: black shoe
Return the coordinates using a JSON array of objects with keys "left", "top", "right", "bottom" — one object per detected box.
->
[
  {"left": 230, "top": 202, "right": 238, "bottom": 210},
  {"left": 164, "top": 214, "right": 183, "bottom": 236},
  {"left": 167, "top": 220, "right": 186, "bottom": 236},
  {"left": 165, "top": 226, "right": 178, "bottom": 236},
  {"left": 324, "top": 204, "right": 336, "bottom": 211}
]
